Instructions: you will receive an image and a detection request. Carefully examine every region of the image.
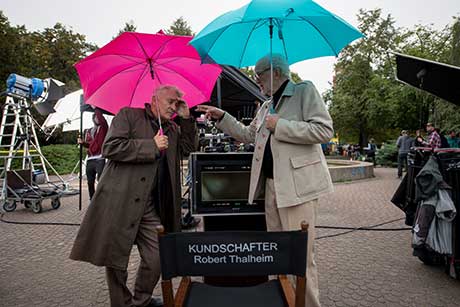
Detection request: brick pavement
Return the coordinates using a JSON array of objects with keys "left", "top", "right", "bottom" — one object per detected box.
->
[{"left": 1, "top": 168, "right": 459, "bottom": 306}]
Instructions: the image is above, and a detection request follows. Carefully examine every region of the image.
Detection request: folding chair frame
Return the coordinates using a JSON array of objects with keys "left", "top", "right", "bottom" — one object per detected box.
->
[{"left": 157, "top": 222, "right": 309, "bottom": 307}]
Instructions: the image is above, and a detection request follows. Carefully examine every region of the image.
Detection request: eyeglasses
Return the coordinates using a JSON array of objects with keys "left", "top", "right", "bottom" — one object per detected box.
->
[{"left": 254, "top": 68, "right": 270, "bottom": 82}]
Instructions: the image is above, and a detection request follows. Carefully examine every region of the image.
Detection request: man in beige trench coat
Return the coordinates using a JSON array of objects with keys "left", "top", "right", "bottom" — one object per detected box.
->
[
  {"left": 70, "top": 85, "right": 197, "bottom": 307},
  {"left": 196, "top": 54, "right": 334, "bottom": 307}
]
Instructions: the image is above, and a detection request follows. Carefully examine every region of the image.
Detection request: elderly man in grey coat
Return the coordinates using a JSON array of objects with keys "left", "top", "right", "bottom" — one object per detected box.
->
[
  {"left": 197, "top": 54, "right": 334, "bottom": 307},
  {"left": 70, "top": 85, "right": 197, "bottom": 307}
]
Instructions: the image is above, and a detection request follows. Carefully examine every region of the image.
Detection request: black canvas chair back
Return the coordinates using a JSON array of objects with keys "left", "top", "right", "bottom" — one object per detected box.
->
[
  {"left": 159, "top": 230, "right": 307, "bottom": 279},
  {"left": 158, "top": 224, "right": 309, "bottom": 307}
]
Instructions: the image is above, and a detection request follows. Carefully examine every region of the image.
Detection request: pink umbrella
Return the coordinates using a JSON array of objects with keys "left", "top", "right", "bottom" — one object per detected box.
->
[{"left": 75, "top": 31, "right": 222, "bottom": 115}]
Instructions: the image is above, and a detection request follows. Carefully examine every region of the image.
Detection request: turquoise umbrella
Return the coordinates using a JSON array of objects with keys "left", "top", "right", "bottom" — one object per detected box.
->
[{"left": 190, "top": 0, "right": 363, "bottom": 68}]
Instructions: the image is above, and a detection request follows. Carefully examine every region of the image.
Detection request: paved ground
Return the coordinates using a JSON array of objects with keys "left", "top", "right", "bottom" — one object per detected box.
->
[{"left": 1, "top": 168, "right": 459, "bottom": 307}]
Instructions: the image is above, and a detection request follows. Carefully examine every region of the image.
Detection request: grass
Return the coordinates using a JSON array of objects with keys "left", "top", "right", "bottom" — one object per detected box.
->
[
  {"left": 1, "top": 144, "right": 81, "bottom": 175},
  {"left": 40, "top": 144, "right": 80, "bottom": 175}
]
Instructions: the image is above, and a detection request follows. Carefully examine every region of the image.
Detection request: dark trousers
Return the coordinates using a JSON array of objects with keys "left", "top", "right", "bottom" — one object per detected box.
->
[
  {"left": 86, "top": 158, "right": 105, "bottom": 199},
  {"left": 105, "top": 203, "right": 162, "bottom": 307},
  {"left": 397, "top": 153, "right": 408, "bottom": 177}
]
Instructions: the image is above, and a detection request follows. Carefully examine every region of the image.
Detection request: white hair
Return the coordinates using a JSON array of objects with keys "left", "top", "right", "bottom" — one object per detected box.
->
[
  {"left": 255, "top": 54, "right": 290, "bottom": 79},
  {"left": 153, "top": 85, "right": 184, "bottom": 98}
]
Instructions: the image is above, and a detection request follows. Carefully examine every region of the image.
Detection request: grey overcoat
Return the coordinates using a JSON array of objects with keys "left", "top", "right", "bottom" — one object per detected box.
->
[{"left": 217, "top": 81, "right": 334, "bottom": 208}]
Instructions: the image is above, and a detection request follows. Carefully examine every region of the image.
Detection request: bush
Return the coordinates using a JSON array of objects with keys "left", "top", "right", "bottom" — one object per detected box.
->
[
  {"left": 376, "top": 140, "right": 398, "bottom": 167},
  {"left": 1, "top": 144, "right": 81, "bottom": 175},
  {"left": 41, "top": 144, "right": 80, "bottom": 175}
]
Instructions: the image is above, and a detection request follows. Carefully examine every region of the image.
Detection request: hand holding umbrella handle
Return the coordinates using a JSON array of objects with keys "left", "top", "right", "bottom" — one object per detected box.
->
[{"left": 154, "top": 131, "right": 168, "bottom": 151}]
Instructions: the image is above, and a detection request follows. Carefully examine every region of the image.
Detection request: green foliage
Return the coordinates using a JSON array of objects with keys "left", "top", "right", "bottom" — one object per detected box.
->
[
  {"left": 166, "top": 17, "right": 193, "bottom": 36},
  {"left": 329, "top": 9, "right": 460, "bottom": 148},
  {"left": 240, "top": 67, "right": 255, "bottom": 80},
  {"left": 115, "top": 20, "right": 137, "bottom": 38},
  {"left": 0, "top": 12, "right": 96, "bottom": 92},
  {"left": 375, "top": 141, "right": 398, "bottom": 167},
  {"left": 0, "top": 11, "right": 96, "bottom": 144},
  {"left": 451, "top": 18, "right": 460, "bottom": 65},
  {"left": 290, "top": 72, "right": 302, "bottom": 83},
  {"left": 40, "top": 144, "right": 80, "bottom": 174},
  {"left": 1, "top": 144, "right": 80, "bottom": 174}
]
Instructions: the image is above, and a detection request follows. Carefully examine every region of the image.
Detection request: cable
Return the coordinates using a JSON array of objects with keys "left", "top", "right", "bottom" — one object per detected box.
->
[
  {"left": 316, "top": 218, "right": 411, "bottom": 240},
  {"left": 1, "top": 213, "right": 411, "bottom": 236}
]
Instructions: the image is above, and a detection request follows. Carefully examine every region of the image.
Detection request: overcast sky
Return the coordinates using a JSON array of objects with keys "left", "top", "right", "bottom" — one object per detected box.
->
[{"left": 2, "top": 0, "right": 459, "bottom": 94}]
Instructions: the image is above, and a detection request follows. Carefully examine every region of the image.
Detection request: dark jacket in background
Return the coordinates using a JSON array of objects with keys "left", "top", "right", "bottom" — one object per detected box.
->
[
  {"left": 415, "top": 156, "right": 443, "bottom": 202},
  {"left": 440, "top": 134, "right": 450, "bottom": 148}
]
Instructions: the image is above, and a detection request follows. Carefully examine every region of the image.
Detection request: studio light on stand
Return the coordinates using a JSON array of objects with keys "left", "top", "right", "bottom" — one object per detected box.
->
[
  {"left": 6, "top": 73, "right": 65, "bottom": 115},
  {"left": 0, "top": 73, "right": 77, "bottom": 214}
]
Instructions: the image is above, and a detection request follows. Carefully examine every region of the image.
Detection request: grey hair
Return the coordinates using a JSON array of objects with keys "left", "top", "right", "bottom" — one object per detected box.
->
[
  {"left": 255, "top": 53, "right": 290, "bottom": 79},
  {"left": 153, "top": 85, "right": 184, "bottom": 98}
]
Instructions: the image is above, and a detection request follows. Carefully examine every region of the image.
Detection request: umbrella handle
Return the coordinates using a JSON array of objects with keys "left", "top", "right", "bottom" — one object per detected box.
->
[{"left": 158, "top": 127, "right": 165, "bottom": 154}]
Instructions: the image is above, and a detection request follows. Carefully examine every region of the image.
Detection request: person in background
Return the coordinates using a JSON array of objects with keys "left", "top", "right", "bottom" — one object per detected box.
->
[
  {"left": 365, "top": 138, "right": 377, "bottom": 166},
  {"left": 77, "top": 108, "right": 108, "bottom": 200},
  {"left": 197, "top": 54, "right": 334, "bottom": 307},
  {"left": 447, "top": 130, "right": 459, "bottom": 148},
  {"left": 396, "top": 130, "right": 414, "bottom": 179},
  {"left": 413, "top": 129, "right": 424, "bottom": 147},
  {"left": 435, "top": 128, "right": 450, "bottom": 148},
  {"left": 416, "top": 123, "right": 441, "bottom": 149}
]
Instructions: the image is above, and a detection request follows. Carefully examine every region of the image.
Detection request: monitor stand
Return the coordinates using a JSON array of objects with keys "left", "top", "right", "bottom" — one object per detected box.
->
[{"left": 203, "top": 214, "right": 266, "bottom": 231}]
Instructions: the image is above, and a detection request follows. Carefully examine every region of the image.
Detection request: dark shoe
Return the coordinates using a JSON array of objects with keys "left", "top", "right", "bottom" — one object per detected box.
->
[{"left": 146, "top": 297, "right": 163, "bottom": 307}]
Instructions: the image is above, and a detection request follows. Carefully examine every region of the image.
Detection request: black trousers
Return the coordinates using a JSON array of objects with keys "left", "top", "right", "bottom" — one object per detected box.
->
[
  {"left": 397, "top": 153, "right": 408, "bottom": 177},
  {"left": 86, "top": 158, "right": 105, "bottom": 199}
]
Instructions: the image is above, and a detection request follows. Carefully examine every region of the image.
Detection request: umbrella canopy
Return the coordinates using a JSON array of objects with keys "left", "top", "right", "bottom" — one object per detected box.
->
[
  {"left": 190, "top": 0, "right": 363, "bottom": 67},
  {"left": 75, "top": 32, "right": 222, "bottom": 115},
  {"left": 394, "top": 52, "right": 460, "bottom": 106},
  {"left": 42, "top": 90, "right": 113, "bottom": 132}
]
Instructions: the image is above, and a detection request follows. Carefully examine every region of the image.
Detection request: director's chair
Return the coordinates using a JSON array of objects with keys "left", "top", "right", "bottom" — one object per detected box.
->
[{"left": 157, "top": 222, "right": 309, "bottom": 307}]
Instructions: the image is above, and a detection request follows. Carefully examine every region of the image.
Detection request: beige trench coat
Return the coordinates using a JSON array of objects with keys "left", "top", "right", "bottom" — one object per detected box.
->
[
  {"left": 217, "top": 81, "right": 334, "bottom": 208},
  {"left": 70, "top": 104, "right": 197, "bottom": 270}
]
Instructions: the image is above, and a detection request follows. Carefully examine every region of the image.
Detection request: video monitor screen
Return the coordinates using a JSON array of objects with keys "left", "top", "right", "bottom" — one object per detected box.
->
[{"left": 201, "top": 171, "right": 252, "bottom": 201}]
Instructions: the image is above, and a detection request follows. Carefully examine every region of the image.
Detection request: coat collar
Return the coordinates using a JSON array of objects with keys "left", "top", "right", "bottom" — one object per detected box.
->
[
  {"left": 281, "top": 80, "right": 296, "bottom": 97},
  {"left": 273, "top": 81, "right": 295, "bottom": 112},
  {"left": 145, "top": 103, "right": 157, "bottom": 120}
]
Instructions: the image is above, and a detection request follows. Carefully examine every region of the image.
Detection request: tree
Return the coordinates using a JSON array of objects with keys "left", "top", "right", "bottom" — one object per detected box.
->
[
  {"left": 166, "top": 17, "right": 193, "bottom": 36},
  {"left": 35, "top": 23, "right": 97, "bottom": 90},
  {"left": 290, "top": 72, "right": 302, "bottom": 83},
  {"left": 0, "top": 11, "right": 34, "bottom": 90},
  {"left": 115, "top": 20, "right": 137, "bottom": 38},
  {"left": 328, "top": 9, "right": 460, "bottom": 147},
  {"left": 329, "top": 9, "right": 403, "bottom": 147},
  {"left": 399, "top": 20, "right": 460, "bottom": 132},
  {"left": 0, "top": 12, "right": 96, "bottom": 93},
  {"left": 0, "top": 11, "right": 97, "bottom": 144},
  {"left": 451, "top": 17, "right": 460, "bottom": 65}
]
